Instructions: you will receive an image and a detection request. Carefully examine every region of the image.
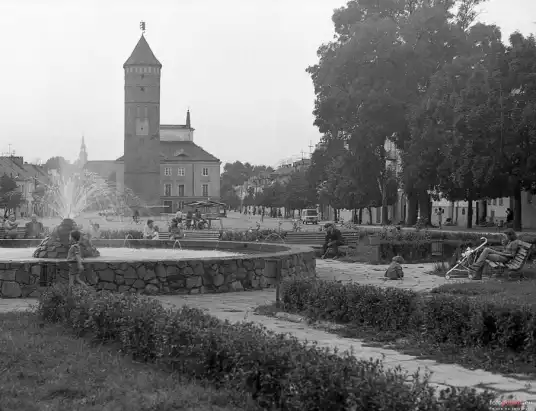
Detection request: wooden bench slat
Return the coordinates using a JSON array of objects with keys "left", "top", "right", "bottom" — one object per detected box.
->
[{"left": 487, "top": 242, "right": 532, "bottom": 273}]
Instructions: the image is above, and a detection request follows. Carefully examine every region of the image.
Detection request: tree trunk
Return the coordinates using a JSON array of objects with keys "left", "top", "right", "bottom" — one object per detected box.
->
[
  {"left": 418, "top": 192, "right": 430, "bottom": 225},
  {"left": 467, "top": 198, "right": 473, "bottom": 229},
  {"left": 406, "top": 193, "right": 418, "bottom": 226},
  {"left": 358, "top": 208, "right": 363, "bottom": 224},
  {"left": 367, "top": 207, "right": 373, "bottom": 224},
  {"left": 514, "top": 185, "right": 522, "bottom": 232}
]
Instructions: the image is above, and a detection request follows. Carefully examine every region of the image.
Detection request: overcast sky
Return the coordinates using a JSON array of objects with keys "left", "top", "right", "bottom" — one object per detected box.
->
[{"left": 0, "top": 0, "right": 534, "bottom": 168}]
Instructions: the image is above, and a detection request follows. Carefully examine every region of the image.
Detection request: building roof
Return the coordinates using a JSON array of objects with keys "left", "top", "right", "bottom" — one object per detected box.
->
[
  {"left": 0, "top": 157, "right": 50, "bottom": 185},
  {"left": 115, "top": 141, "right": 220, "bottom": 163},
  {"left": 160, "top": 124, "right": 192, "bottom": 130},
  {"left": 124, "top": 34, "right": 162, "bottom": 68}
]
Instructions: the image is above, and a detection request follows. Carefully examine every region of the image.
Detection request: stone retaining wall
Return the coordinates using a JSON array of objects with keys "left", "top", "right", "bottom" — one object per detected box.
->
[{"left": 0, "top": 240, "right": 316, "bottom": 298}]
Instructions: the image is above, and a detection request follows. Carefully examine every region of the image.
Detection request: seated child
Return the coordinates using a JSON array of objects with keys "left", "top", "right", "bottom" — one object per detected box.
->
[{"left": 384, "top": 256, "right": 405, "bottom": 280}]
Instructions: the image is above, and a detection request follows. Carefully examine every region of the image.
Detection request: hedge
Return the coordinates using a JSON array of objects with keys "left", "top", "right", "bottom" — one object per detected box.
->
[
  {"left": 281, "top": 278, "right": 536, "bottom": 361},
  {"left": 98, "top": 228, "right": 287, "bottom": 242},
  {"left": 37, "top": 285, "right": 495, "bottom": 411}
]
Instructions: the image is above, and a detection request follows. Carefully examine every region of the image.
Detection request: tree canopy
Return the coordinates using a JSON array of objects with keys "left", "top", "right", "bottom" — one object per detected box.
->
[{"left": 306, "top": 0, "right": 536, "bottom": 230}]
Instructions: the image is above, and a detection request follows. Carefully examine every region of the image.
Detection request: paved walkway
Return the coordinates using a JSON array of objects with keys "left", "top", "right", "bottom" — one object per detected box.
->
[
  {"left": 1, "top": 260, "right": 534, "bottom": 407},
  {"left": 316, "top": 259, "right": 456, "bottom": 291}
]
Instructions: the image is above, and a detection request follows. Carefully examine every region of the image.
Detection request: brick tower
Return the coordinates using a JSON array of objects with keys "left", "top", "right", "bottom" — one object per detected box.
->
[{"left": 123, "top": 34, "right": 162, "bottom": 206}]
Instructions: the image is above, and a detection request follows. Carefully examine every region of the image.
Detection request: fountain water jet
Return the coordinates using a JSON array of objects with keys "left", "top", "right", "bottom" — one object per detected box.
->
[
  {"left": 173, "top": 240, "right": 182, "bottom": 250},
  {"left": 123, "top": 234, "right": 135, "bottom": 248},
  {"left": 33, "top": 170, "right": 142, "bottom": 259}
]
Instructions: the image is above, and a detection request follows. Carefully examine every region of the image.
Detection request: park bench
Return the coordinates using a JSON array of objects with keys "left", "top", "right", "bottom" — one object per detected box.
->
[
  {"left": 158, "top": 230, "right": 220, "bottom": 241},
  {"left": 485, "top": 240, "right": 533, "bottom": 279},
  {"left": 0, "top": 226, "right": 33, "bottom": 239},
  {"left": 182, "top": 230, "right": 220, "bottom": 241}
]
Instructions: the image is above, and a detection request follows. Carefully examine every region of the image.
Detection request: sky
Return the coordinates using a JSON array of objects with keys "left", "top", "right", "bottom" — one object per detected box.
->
[{"left": 0, "top": 0, "right": 534, "bottom": 168}]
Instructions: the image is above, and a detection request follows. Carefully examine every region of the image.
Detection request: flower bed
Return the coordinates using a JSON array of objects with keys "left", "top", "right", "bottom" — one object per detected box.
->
[
  {"left": 38, "top": 285, "right": 495, "bottom": 411},
  {"left": 280, "top": 277, "right": 536, "bottom": 375}
]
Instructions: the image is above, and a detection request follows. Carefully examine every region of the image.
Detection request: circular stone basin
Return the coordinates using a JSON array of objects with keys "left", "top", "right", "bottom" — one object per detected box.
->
[
  {"left": 0, "top": 239, "right": 317, "bottom": 299},
  {"left": 0, "top": 248, "right": 244, "bottom": 261}
]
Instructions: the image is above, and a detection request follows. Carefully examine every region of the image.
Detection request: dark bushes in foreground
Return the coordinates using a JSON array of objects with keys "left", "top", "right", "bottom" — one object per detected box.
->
[
  {"left": 281, "top": 278, "right": 536, "bottom": 360},
  {"left": 38, "top": 284, "right": 494, "bottom": 411}
]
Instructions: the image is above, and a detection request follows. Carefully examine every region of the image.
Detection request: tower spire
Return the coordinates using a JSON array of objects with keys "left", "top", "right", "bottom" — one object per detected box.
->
[
  {"left": 186, "top": 109, "right": 191, "bottom": 129},
  {"left": 78, "top": 135, "right": 88, "bottom": 166}
]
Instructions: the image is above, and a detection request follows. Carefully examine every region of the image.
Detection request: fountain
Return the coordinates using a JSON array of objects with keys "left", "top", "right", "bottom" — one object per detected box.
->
[
  {"left": 0, "top": 170, "right": 317, "bottom": 298},
  {"left": 33, "top": 218, "right": 100, "bottom": 258}
]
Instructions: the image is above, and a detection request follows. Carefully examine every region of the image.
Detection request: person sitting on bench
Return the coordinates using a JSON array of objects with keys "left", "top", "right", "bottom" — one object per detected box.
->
[
  {"left": 322, "top": 223, "right": 343, "bottom": 259},
  {"left": 469, "top": 228, "right": 520, "bottom": 278}
]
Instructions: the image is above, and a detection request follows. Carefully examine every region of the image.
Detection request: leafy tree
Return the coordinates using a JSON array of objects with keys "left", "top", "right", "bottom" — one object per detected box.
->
[
  {"left": 44, "top": 156, "right": 71, "bottom": 172},
  {"left": 221, "top": 189, "right": 241, "bottom": 209},
  {"left": 496, "top": 32, "right": 536, "bottom": 230},
  {"left": 284, "top": 170, "right": 317, "bottom": 212},
  {"left": 407, "top": 23, "right": 507, "bottom": 227},
  {"left": 220, "top": 161, "right": 273, "bottom": 207},
  {"left": 308, "top": 0, "right": 488, "bottom": 225}
]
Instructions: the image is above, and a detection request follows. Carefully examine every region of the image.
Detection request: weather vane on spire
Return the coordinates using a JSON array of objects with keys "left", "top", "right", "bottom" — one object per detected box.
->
[{"left": 140, "top": 21, "right": 146, "bottom": 34}]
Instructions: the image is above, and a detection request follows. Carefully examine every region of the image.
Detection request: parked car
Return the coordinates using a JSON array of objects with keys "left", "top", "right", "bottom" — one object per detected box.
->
[{"left": 302, "top": 209, "right": 319, "bottom": 225}]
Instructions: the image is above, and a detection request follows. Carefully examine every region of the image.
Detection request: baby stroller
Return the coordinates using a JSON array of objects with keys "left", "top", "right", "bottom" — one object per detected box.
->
[{"left": 445, "top": 237, "right": 488, "bottom": 280}]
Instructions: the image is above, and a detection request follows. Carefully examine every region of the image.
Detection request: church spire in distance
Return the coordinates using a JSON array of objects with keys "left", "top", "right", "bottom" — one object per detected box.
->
[{"left": 78, "top": 135, "right": 88, "bottom": 166}]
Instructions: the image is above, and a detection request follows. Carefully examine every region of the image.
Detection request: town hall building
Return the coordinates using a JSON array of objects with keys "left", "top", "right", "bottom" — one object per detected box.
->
[{"left": 85, "top": 33, "right": 221, "bottom": 213}]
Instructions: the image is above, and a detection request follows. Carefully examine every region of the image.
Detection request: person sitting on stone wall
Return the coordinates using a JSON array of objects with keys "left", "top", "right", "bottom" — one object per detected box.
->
[
  {"left": 143, "top": 220, "right": 159, "bottom": 240},
  {"left": 25, "top": 214, "right": 44, "bottom": 239},
  {"left": 4, "top": 214, "right": 19, "bottom": 239},
  {"left": 322, "top": 223, "right": 343, "bottom": 260}
]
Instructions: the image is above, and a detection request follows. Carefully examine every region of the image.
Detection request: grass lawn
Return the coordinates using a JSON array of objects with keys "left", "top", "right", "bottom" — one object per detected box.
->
[
  {"left": 0, "top": 311, "right": 248, "bottom": 411},
  {"left": 255, "top": 277, "right": 536, "bottom": 378}
]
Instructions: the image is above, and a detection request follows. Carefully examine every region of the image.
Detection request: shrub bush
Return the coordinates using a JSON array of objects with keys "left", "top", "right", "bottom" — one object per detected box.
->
[
  {"left": 37, "top": 285, "right": 495, "bottom": 410},
  {"left": 219, "top": 229, "right": 286, "bottom": 243},
  {"left": 281, "top": 278, "right": 536, "bottom": 364}
]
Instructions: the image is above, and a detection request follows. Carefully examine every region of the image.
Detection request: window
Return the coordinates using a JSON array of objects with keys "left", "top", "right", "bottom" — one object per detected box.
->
[
  {"left": 499, "top": 198, "right": 503, "bottom": 206},
  {"left": 202, "top": 184, "right": 209, "bottom": 197},
  {"left": 202, "top": 167, "right": 209, "bottom": 176},
  {"left": 178, "top": 167, "right": 185, "bottom": 176},
  {"left": 493, "top": 199, "right": 497, "bottom": 205},
  {"left": 164, "top": 167, "right": 171, "bottom": 176},
  {"left": 164, "top": 183, "right": 172, "bottom": 197},
  {"left": 178, "top": 184, "right": 185, "bottom": 197}
]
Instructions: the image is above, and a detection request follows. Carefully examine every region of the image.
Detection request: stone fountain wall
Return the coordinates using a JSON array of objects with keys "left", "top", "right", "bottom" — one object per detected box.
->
[{"left": 0, "top": 240, "right": 316, "bottom": 298}]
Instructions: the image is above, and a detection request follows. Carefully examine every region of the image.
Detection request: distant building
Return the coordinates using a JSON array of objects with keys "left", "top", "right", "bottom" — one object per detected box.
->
[
  {"left": 85, "top": 33, "right": 221, "bottom": 213},
  {"left": 0, "top": 156, "right": 51, "bottom": 217}
]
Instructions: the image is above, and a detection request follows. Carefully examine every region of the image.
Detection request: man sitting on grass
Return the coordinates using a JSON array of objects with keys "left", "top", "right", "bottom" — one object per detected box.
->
[
  {"left": 322, "top": 223, "right": 343, "bottom": 260},
  {"left": 468, "top": 228, "right": 520, "bottom": 278}
]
